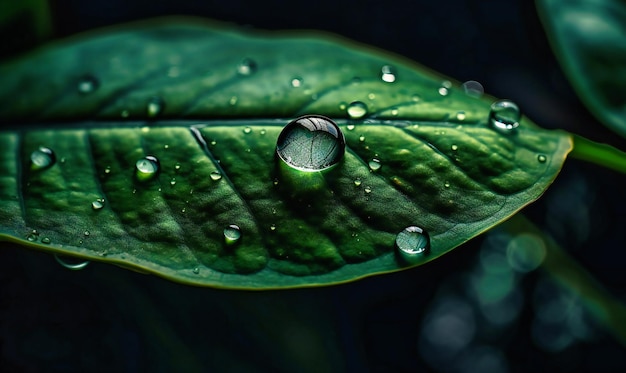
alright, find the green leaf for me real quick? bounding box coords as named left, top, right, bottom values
left=0, top=17, right=572, bottom=289
left=536, top=0, right=626, bottom=138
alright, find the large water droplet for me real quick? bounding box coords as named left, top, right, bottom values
left=396, top=226, right=430, bottom=262
left=489, top=100, right=521, bottom=132
left=381, top=65, right=396, bottom=83
left=77, top=75, right=98, bottom=94
left=55, top=254, right=90, bottom=271
left=92, top=198, right=105, bottom=210
left=462, top=80, right=484, bottom=97
left=537, top=154, right=547, bottom=163
left=210, top=171, right=222, bottom=181
left=237, top=58, right=257, bottom=75
left=368, top=158, right=381, bottom=171
left=276, top=115, right=345, bottom=172
left=347, top=101, right=368, bottom=119
left=291, top=77, right=303, bottom=87
left=135, top=156, right=160, bottom=182
left=30, top=147, right=56, bottom=170
left=223, top=224, right=241, bottom=244
left=146, top=97, right=165, bottom=118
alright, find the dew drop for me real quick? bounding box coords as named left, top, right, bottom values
left=223, top=224, right=241, bottom=244
left=367, top=93, right=376, bottom=100
left=270, top=224, right=276, bottom=231
left=41, top=237, right=51, bottom=244
left=210, top=171, right=222, bottom=181
left=339, top=102, right=347, bottom=111
left=92, top=199, right=104, bottom=210
left=104, top=166, right=111, bottom=174
left=396, top=226, right=430, bottom=261
left=537, top=154, right=547, bottom=163
left=243, top=126, right=252, bottom=134
left=359, top=135, right=366, bottom=142
left=135, top=155, right=160, bottom=182
left=30, top=147, right=56, bottom=170
left=26, top=233, right=37, bottom=242
left=411, top=94, right=421, bottom=102
left=121, top=110, right=130, bottom=118
left=192, top=267, right=200, bottom=274
left=456, top=111, right=466, bottom=121
left=237, top=58, right=257, bottom=75
left=444, top=181, right=451, bottom=188
left=462, top=80, right=484, bottom=97
left=275, top=115, right=345, bottom=172
left=438, top=87, right=449, bottom=96
left=346, top=124, right=355, bottom=131
left=451, top=144, right=458, bottom=151
left=146, top=97, right=165, bottom=118
left=364, top=186, right=372, bottom=194
left=175, top=163, right=181, bottom=171
left=354, top=178, right=362, bottom=187
left=347, top=101, right=368, bottom=119
left=84, top=230, right=90, bottom=237
left=55, top=254, right=90, bottom=271
left=291, top=77, right=303, bottom=87
left=170, top=178, right=176, bottom=186
left=489, top=100, right=521, bottom=133
left=77, top=75, right=98, bottom=94
left=381, top=65, right=397, bottom=83
left=368, top=158, right=381, bottom=171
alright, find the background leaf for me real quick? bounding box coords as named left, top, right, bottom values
left=0, top=18, right=571, bottom=288
left=537, top=0, right=626, bottom=138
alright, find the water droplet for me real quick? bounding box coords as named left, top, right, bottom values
left=146, top=97, right=165, bottom=118
left=391, top=109, right=399, bottom=116
left=462, top=80, right=484, bottom=97
left=104, top=166, right=111, bottom=174
left=381, top=65, right=396, bottom=83
left=260, top=129, right=267, bottom=135
left=30, top=147, right=56, bottom=170
left=41, top=237, right=51, bottom=244
left=368, top=158, right=381, bottom=171
left=223, top=224, right=241, bottom=244
left=175, top=163, right=181, bottom=171
left=229, top=96, right=238, bottom=106
left=438, top=87, right=449, bottom=96
left=26, top=233, right=37, bottom=242
left=339, top=102, right=347, bottom=111
left=92, top=199, right=104, bottom=210
left=347, top=101, right=368, bottom=119
left=364, top=186, right=372, bottom=193
left=411, top=94, right=421, bottom=102
left=451, top=144, right=458, bottom=151
left=237, top=58, right=257, bottom=75
left=367, top=93, right=376, bottom=100
left=396, top=226, right=430, bottom=261
left=135, top=155, right=160, bottom=182
left=54, top=254, right=90, bottom=271
left=77, top=75, right=98, bottom=94
left=275, top=115, right=345, bottom=172
left=291, top=77, right=302, bottom=87
left=354, top=178, right=362, bottom=186
left=192, top=267, right=200, bottom=274
left=456, top=111, right=466, bottom=121
left=359, top=135, right=366, bottom=142
left=537, top=154, right=547, bottom=163
left=270, top=224, right=276, bottom=231
left=181, top=207, right=186, bottom=213
left=84, top=230, right=90, bottom=237
left=120, top=110, right=130, bottom=118
left=346, top=124, right=355, bottom=131
left=444, top=181, right=451, bottom=188
left=210, top=171, right=222, bottom=181
left=243, top=127, right=252, bottom=134
left=489, top=100, right=521, bottom=132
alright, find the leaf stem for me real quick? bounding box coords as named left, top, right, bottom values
left=502, top=214, right=626, bottom=347
left=570, top=134, right=626, bottom=174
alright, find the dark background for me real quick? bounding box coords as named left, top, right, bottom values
left=1, top=0, right=626, bottom=371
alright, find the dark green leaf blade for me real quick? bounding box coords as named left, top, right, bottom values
left=0, top=18, right=572, bottom=288
left=537, top=0, right=626, bottom=138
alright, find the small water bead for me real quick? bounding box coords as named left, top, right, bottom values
left=77, top=75, right=99, bottom=94
left=192, top=267, right=200, bottom=274
left=223, top=224, right=241, bottom=244
left=175, top=163, right=181, bottom=171
left=462, top=80, right=484, bottom=97
left=347, top=101, right=368, bottom=119
left=381, top=65, right=397, bottom=83
left=364, top=186, right=372, bottom=193
left=270, top=224, right=276, bottom=231
left=260, top=129, right=267, bottom=135
left=84, top=230, right=90, bottom=237
left=451, top=144, right=458, bottom=151
left=456, top=111, right=466, bottom=121
left=395, top=226, right=430, bottom=262
left=104, top=166, right=112, bottom=174
left=354, top=178, right=362, bottom=187
left=441, top=80, right=452, bottom=89
left=444, top=181, right=451, bottom=188
left=276, top=115, right=345, bottom=172
left=368, top=158, right=382, bottom=171
left=170, top=178, right=176, bottom=186
left=54, top=254, right=90, bottom=271
left=411, top=94, right=421, bottom=102
left=121, top=110, right=130, bottom=118
left=438, top=87, right=449, bottom=96
left=41, top=237, right=51, bottom=244
left=135, top=155, right=160, bottom=182
left=339, top=102, right=347, bottom=111
left=359, top=135, right=366, bottom=142
left=291, top=77, right=303, bottom=87
left=146, top=97, right=165, bottom=118
left=30, top=147, right=56, bottom=170
left=489, top=100, right=521, bottom=132
left=243, top=127, right=252, bottom=134
left=92, top=199, right=104, bottom=210
left=26, top=233, right=37, bottom=242
left=367, top=93, right=376, bottom=100
left=537, top=154, right=547, bottom=163
left=210, top=171, right=222, bottom=181
left=237, top=58, right=257, bottom=75
left=229, top=96, right=238, bottom=106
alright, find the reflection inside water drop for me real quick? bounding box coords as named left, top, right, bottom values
left=381, top=65, right=396, bottom=83
left=347, top=101, right=368, bottom=119
left=276, top=115, right=345, bottom=172
left=396, top=226, right=430, bottom=262
left=55, top=254, right=90, bottom=271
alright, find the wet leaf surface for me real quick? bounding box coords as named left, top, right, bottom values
left=0, top=18, right=572, bottom=288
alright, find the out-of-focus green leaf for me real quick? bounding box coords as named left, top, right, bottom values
left=0, top=17, right=572, bottom=288
left=537, top=0, right=626, bottom=138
